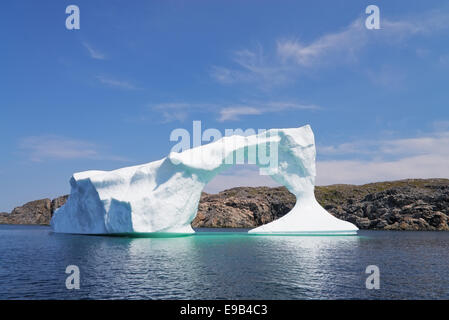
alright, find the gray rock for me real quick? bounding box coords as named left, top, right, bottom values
left=0, top=195, right=69, bottom=225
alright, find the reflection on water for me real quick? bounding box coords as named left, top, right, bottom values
left=0, top=225, right=448, bottom=299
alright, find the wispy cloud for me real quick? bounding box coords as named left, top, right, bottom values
left=218, top=102, right=320, bottom=122
left=96, top=75, right=139, bottom=90
left=82, top=42, right=106, bottom=60
left=146, top=101, right=320, bottom=123
left=148, top=103, right=214, bottom=123
left=19, top=135, right=128, bottom=162
left=218, top=106, right=262, bottom=122
left=319, top=131, right=449, bottom=158
left=278, top=9, right=449, bottom=67
left=276, top=19, right=366, bottom=67
left=316, top=154, right=449, bottom=186
left=210, top=49, right=293, bottom=88
left=212, top=6, right=449, bottom=87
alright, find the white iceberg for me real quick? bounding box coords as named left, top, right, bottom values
left=51, top=125, right=358, bottom=235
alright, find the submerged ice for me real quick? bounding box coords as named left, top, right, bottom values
left=51, top=125, right=358, bottom=235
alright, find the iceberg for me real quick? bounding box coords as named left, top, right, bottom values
left=51, top=125, right=358, bottom=235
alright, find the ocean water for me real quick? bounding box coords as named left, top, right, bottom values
left=0, top=225, right=448, bottom=300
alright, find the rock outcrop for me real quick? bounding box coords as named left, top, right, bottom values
left=0, top=196, right=68, bottom=225
left=1, top=179, right=448, bottom=231
left=193, top=179, right=449, bottom=231
left=193, top=187, right=296, bottom=228
left=317, top=179, right=449, bottom=231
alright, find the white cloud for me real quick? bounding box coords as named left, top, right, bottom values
left=147, top=101, right=320, bottom=123
left=319, top=142, right=369, bottom=156
left=19, top=135, right=128, bottom=162
left=316, top=130, right=449, bottom=185
left=218, top=102, right=320, bottom=122
left=83, top=42, right=106, bottom=60
left=381, top=133, right=449, bottom=156
left=319, top=131, right=449, bottom=157
left=96, top=75, right=139, bottom=90
left=210, top=50, right=292, bottom=87
left=316, top=154, right=449, bottom=186
left=218, top=106, right=262, bottom=122
left=277, top=19, right=366, bottom=67
left=212, top=6, right=449, bottom=87
left=278, top=8, right=449, bottom=67
left=148, top=102, right=214, bottom=123
left=151, top=103, right=191, bottom=123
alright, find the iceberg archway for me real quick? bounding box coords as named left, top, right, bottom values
left=51, top=125, right=358, bottom=235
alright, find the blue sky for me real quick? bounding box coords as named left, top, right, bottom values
left=1, top=0, right=449, bottom=211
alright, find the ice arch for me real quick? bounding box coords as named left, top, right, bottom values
left=51, top=125, right=358, bottom=235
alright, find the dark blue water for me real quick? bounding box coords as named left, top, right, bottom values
left=0, top=225, right=448, bottom=299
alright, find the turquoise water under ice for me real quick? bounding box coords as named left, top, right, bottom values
left=0, top=225, right=448, bottom=299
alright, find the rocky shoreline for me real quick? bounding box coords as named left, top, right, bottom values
left=1, top=179, right=448, bottom=231
left=0, top=196, right=68, bottom=226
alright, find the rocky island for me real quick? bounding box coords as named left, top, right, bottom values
left=1, top=179, right=448, bottom=231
